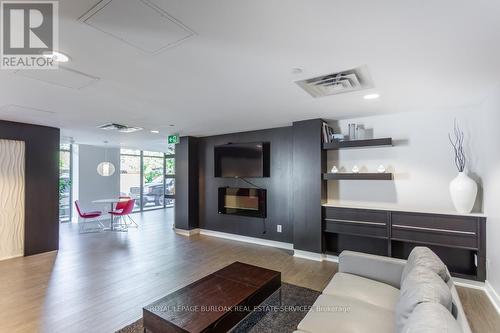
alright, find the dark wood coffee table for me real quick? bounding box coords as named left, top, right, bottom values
left=143, top=262, right=281, bottom=333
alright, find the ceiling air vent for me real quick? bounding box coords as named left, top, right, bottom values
left=295, top=65, right=374, bottom=98
left=98, top=123, right=143, bottom=133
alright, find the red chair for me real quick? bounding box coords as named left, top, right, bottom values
left=115, top=196, right=131, bottom=211
left=109, top=199, right=138, bottom=230
left=75, top=200, right=104, bottom=233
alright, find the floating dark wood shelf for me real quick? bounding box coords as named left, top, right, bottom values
left=322, top=138, right=393, bottom=150
left=323, top=173, right=393, bottom=180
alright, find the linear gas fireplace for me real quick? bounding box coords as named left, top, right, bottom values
left=218, top=187, right=267, bottom=218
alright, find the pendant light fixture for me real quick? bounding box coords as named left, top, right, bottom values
left=97, top=141, right=116, bottom=177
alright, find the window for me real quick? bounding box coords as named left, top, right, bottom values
left=165, top=157, right=175, bottom=175
left=143, top=151, right=165, bottom=210
left=59, top=144, right=72, bottom=222
left=120, top=145, right=175, bottom=211
left=120, top=150, right=141, bottom=212
left=165, top=148, right=175, bottom=207
left=121, top=149, right=141, bottom=155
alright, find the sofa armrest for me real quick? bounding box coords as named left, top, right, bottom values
left=338, top=250, right=407, bottom=289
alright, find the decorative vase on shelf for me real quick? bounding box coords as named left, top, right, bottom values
left=448, top=120, right=477, bottom=214
left=449, top=172, right=477, bottom=214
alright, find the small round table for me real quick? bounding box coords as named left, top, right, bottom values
left=92, top=198, right=129, bottom=231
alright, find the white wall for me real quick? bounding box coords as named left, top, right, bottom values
left=328, top=93, right=500, bottom=302
left=328, top=105, right=487, bottom=213
left=479, top=88, right=500, bottom=305
left=78, top=144, right=120, bottom=212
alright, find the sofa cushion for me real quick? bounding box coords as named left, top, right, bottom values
left=396, top=266, right=452, bottom=332
left=323, top=272, right=400, bottom=311
left=402, top=302, right=462, bottom=333
left=401, top=247, right=451, bottom=284
left=298, top=294, right=395, bottom=333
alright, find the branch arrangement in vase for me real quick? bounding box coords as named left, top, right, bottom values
left=448, top=120, right=477, bottom=214
left=448, top=120, right=466, bottom=172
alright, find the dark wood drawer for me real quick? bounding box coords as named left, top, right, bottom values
left=391, top=225, right=478, bottom=250
left=323, top=207, right=388, bottom=224
left=391, top=212, right=477, bottom=233
left=322, top=205, right=486, bottom=282
left=324, top=219, right=387, bottom=239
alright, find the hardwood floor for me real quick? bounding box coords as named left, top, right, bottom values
left=457, top=286, right=500, bottom=333
left=0, top=209, right=335, bottom=333
left=0, top=208, right=498, bottom=332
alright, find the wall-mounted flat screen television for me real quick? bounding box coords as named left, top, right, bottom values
left=214, top=142, right=270, bottom=178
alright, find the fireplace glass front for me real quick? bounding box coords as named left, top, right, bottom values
left=218, top=187, right=266, bottom=218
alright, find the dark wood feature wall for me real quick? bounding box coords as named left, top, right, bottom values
left=175, top=118, right=487, bottom=282
left=0, top=120, right=60, bottom=256
left=198, top=126, right=294, bottom=243
left=292, top=119, right=326, bottom=253
left=323, top=206, right=486, bottom=281
left=175, top=136, right=199, bottom=230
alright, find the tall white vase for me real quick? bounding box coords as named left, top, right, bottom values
left=449, top=172, right=478, bottom=214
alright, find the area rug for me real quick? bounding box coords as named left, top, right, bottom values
left=116, top=283, right=320, bottom=333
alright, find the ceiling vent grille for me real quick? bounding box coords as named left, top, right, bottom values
left=295, top=65, right=374, bottom=98
left=98, top=123, right=143, bottom=133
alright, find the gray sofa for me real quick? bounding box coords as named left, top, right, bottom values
left=295, top=249, right=472, bottom=333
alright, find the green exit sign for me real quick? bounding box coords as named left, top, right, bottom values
left=168, top=134, right=180, bottom=144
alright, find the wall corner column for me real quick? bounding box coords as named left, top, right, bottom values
left=175, top=136, right=199, bottom=230
left=292, top=119, right=326, bottom=253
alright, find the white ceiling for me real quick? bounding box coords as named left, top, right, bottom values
left=1, top=0, right=499, bottom=152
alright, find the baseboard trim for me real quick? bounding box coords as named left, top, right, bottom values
left=198, top=229, right=294, bottom=250
left=174, top=228, right=200, bottom=237
left=292, top=251, right=339, bottom=263
left=324, top=254, right=339, bottom=263
left=293, top=250, right=324, bottom=262
left=452, top=277, right=485, bottom=290
left=485, top=280, right=500, bottom=315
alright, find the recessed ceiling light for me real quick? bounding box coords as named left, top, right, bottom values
left=363, top=93, right=380, bottom=100
left=151, top=130, right=160, bottom=134
left=42, top=51, right=70, bottom=63
left=291, top=68, right=303, bottom=74
left=169, top=124, right=175, bottom=127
